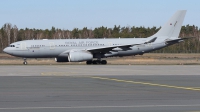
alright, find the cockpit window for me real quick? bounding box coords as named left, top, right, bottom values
left=9, top=45, right=15, bottom=47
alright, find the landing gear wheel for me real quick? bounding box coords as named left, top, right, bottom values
left=23, top=58, right=27, bottom=65
left=92, top=60, right=97, bottom=64
left=86, top=60, right=92, bottom=65
left=23, top=61, right=28, bottom=65
left=86, top=60, right=107, bottom=65
left=101, top=60, right=107, bottom=65
left=96, top=60, right=101, bottom=64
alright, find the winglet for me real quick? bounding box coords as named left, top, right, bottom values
left=144, top=37, right=157, bottom=44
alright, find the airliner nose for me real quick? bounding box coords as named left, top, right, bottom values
left=3, top=47, right=12, bottom=54
left=3, top=48, right=7, bottom=53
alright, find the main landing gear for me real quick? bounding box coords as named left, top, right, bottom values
left=86, top=60, right=107, bottom=65
left=23, top=58, right=28, bottom=65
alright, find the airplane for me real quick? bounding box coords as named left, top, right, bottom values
left=3, top=10, right=188, bottom=65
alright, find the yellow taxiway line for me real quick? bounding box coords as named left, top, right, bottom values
left=40, top=72, right=200, bottom=91
left=89, top=76, right=200, bottom=91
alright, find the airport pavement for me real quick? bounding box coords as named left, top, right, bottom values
left=0, top=65, right=200, bottom=76
left=0, top=65, right=200, bottom=112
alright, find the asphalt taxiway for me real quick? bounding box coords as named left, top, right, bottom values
left=0, top=65, right=200, bottom=112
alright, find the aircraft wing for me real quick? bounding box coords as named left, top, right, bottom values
left=58, top=43, right=143, bottom=57
left=87, top=37, right=157, bottom=53
left=86, top=43, right=140, bottom=53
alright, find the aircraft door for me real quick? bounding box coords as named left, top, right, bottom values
left=49, top=42, right=55, bottom=50
left=21, top=42, right=26, bottom=50
left=147, top=43, right=154, bottom=50
left=108, top=42, right=112, bottom=46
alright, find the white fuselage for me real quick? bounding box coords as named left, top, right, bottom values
left=3, top=38, right=166, bottom=58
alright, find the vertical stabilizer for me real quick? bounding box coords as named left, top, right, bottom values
left=152, top=10, right=186, bottom=38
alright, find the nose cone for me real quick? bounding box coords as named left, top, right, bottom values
left=3, top=48, right=7, bottom=53
left=3, top=47, right=12, bottom=55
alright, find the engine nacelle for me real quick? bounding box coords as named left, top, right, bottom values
left=68, top=51, right=93, bottom=62
left=55, top=57, right=69, bottom=62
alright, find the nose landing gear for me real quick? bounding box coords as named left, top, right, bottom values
left=23, top=58, right=28, bottom=65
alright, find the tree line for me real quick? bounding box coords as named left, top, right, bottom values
left=0, top=23, right=199, bottom=53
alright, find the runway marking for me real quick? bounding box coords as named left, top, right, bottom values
left=1, top=104, right=200, bottom=110
left=40, top=73, right=200, bottom=91
left=41, top=72, right=80, bottom=76
left=90, top=76, right=200, bottom=91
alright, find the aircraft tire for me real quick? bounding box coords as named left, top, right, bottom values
left=92, top=60, right=97, bottom=64
left=23, top=61, right=28, bottom=65
left=96, top=60, right=101, bottom=64
left=101, top=60, right=107, bottom=65
left=86, top=60, right=92, bottom=65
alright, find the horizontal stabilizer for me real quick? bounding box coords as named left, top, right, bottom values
left=165, top=37, right=194, bottom=44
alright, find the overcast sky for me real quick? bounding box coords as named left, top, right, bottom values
left=0, top=0, right=199, bottom=30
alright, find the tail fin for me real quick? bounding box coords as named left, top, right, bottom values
left=152, top=10, right=186, bottom=38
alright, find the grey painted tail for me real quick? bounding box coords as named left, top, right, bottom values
left=152, top=10, right=186, bottom=38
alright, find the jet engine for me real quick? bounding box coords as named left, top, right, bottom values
left=68, top=51, right=93, bottom=62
